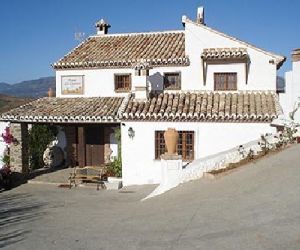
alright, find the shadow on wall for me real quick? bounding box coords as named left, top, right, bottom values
left=0, top=192, right=47, bottom=248
left=149, top=72, right=164, bottom=92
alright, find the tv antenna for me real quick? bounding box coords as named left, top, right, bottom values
left=74, top=30, right=85, bottom=42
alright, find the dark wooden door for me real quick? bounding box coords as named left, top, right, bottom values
left=85, top=126, right=104, bottom=166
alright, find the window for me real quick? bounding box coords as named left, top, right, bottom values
left=155, top=131, right=194, bottom=160
left=114, top=74, right=131, bottom=92
left=164, top=72, right=181, bottom=90
left=214, top=72, right=237, bottom=91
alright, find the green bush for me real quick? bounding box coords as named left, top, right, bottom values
left=108, top=157, right=122, bottom=177
left=1, top=154, right=10, bottom=167
left=28, top=125, right=57, bottom=170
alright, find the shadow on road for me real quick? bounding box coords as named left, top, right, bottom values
left=0, top=193, right=47, bottom=248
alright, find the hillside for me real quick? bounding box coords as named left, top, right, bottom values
left=0, top=76, right=55, bottom=98
left=0, top=94, right=32, bottom=114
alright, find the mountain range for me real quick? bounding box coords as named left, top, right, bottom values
left=0, top=76, right=55, bottom=98
left=0, top=94, right=32, bottom=113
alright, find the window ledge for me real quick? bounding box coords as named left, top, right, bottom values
left=214, top=89, right=238, bottom=91
left=115, top=89, right=131, bottom=93
left=164, top=87, right=181, bottom=91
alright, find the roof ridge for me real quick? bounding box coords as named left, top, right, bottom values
left=89, top=30, right=184, bottom=38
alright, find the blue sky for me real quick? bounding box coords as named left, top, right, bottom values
left=0, top=0, right=299, bottom=83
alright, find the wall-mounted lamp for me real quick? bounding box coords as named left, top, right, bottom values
left=128, top=127, right=135, bottom=139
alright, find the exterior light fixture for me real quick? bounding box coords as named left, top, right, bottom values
left=128, top=127, right=135, bottom=139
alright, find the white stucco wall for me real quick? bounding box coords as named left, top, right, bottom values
left=280, top=61, right=300, bottom=116
left=184, top=21, right=277, bottom=91
left=110, top=127, right=118, bottom=161
left=56, top=66, right=187, bottom=98
left=0, top=122, right=9, bottom=168
left=121, top=121, right=275, bottom=186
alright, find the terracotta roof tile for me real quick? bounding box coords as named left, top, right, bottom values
left=53, top=32, right=189, bottom=69
left=1, top=92, right=282, bottom=124
left=0, top=97, right=124, bottom=123
left=122, top=91, right=281, bottom=122
left=201, top=48, right=248, bottom=60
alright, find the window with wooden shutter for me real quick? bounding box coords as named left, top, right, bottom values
left=163, top=72, right=181, bottom=90
left=114, top=74, right=131, bottom=92
left=155, top=131, right=194, bottom=160
left=214, top=72, right=237, bottom=91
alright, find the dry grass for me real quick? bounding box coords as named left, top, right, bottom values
left=0, top=94, right=33, bottom=114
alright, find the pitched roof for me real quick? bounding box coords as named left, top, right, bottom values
left=0, top=91, right=282, bottom=123
left=0, top=97, right=125, bottom=123
left=53, top=31, right=189, bottom=69
left=201, top=48, right=248, bottom=60
left=122, top=91, right=281, bottom=122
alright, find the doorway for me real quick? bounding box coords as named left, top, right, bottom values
left=85, top=126, right=104, bottom=166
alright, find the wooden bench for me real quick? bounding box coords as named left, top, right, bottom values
left=69, top=166, right=107, bottom=190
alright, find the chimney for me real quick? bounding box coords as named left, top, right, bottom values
left=132, top=61, right=151, bottom=101
left=292, top=49, right=300, bottom=62
left=47, top=88, right=55, bottom=97
left=95, top=19, right=111, bottom=35
left=182, top=15, right=187, bottom=27
left=196, top=6, right=205, bottom=25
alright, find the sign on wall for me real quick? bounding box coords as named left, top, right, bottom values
left=61, top=75, right=84, bottom=95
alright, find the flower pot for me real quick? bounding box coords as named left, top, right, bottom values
left=164, top=128, right=179, bottom=155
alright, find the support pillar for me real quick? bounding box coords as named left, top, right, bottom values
left=160, top=154, right=182, bottom=189
left=10, top=123, right=29, bottom=174
left=77, top=126, right=86, bottom=167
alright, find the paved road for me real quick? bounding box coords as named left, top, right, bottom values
left=1, top=144, right=300, bottom=250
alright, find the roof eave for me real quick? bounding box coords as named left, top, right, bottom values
left=276, top=56, right=286, bottom=70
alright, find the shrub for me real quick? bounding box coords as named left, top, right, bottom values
left=258, top=134, right=273, bottom=155
left=28, top=125, right=57, bottom=170
left=1, top=154, right=10, bottom=167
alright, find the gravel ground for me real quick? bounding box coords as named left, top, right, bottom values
left=1, top=144, right=300, bottom=250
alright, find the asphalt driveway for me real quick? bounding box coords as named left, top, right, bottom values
left=1, top=144, right=300, bottom=250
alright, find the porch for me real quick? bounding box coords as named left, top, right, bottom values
left=62, top=123, right=120, bottom=168
left=0, top=96, right=124, bottom=175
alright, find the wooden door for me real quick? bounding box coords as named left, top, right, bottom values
left=85, top=126, right=104, bottom=166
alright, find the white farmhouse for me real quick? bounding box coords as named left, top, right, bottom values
left=1, top=7, right=285, bottom=185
